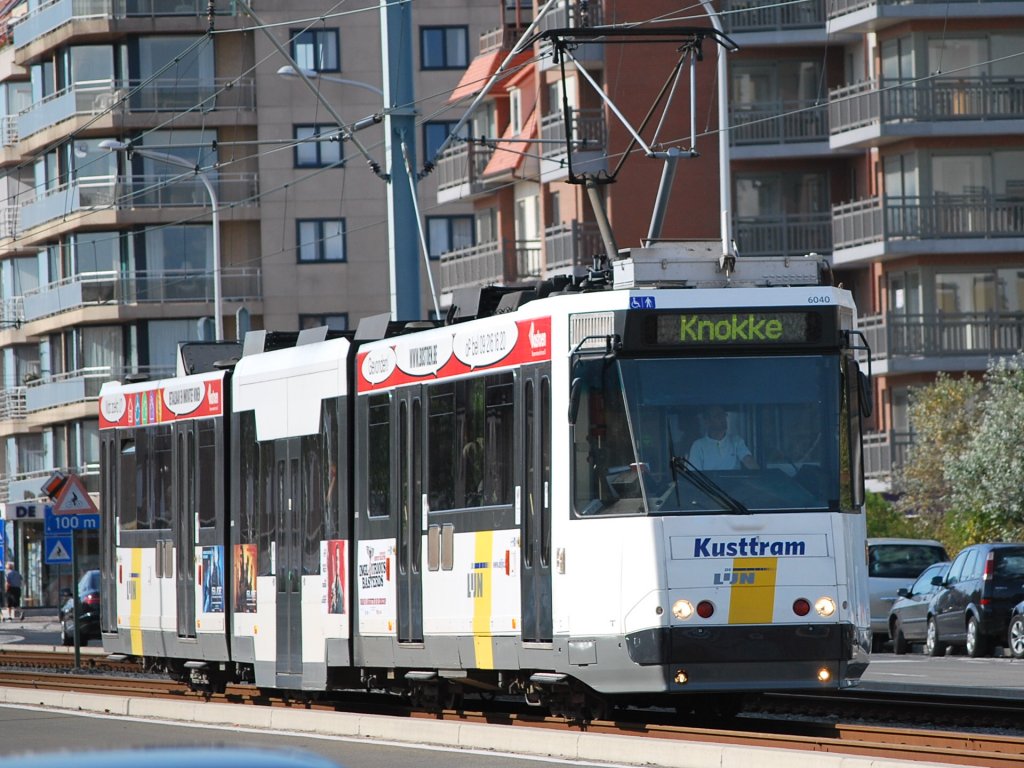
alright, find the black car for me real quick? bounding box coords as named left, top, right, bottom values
left=59, top=569, right=100, bottom=646
left=887, top=561, right=950, bottom=654
left=1009, top=599, right=1024, bottom=660
left=927, top=543, right=1024, bottom=657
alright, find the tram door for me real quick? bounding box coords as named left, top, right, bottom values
left=172, top=423, right=197, bottom=638
left=396, top=391, right=423, bottom=643
left=520, top=367, right=552, bottom=642
left=275, top=438, right=304, bottom=681
left=99, top=434, right=118, bottom=634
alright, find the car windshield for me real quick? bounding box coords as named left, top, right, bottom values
left=78, top=570, right=100, bottom=593
left=571, top=354, right=847, bottom=515
left=869, top=544, right=948, bottom=579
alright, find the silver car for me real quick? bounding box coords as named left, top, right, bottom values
left=868, top=538, right=948, bottom=652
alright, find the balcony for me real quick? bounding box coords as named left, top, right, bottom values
left=0, top=387, right=26, bottom=421
left=1, top=114, right=17, bottom=148
left=14, top=0, right=237, bottom=50
left=435, top=142, right=495, bottom=204
left=544, top=221, right=602, bottom=273
left=25, top=364, right=174, bottom=413
left=730, top=100, right=830, bottom=159
left=863, top=430, right=912, bottom=481
left=720, top=0, right=830, bottom=44
left=830, top=77, right=1024, bottom=149
left=734, top=212, right=832, bottom=259
left=18, top=172, right=258, bottom=235
left=17, top=77, right=255, bottom=142
left=21, top=267, right=262, bottom=322
left=1, top=296, right=24, bottom=327
left=539, top=108, right=606, bottom=182
left=3, top=462, right=100, bottom=505
left=440, top=240, right=504, bottom=294
left=858, top=310, right=1024, bottom=372
left=832, top=194, right=1024, bottom=264
left=515, top=239, right=542, bottom=280
left=828, top=0, right=1024, bottom=35
left=537, top=2, right=603, bottom=71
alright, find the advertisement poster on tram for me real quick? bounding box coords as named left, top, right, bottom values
left=233, top=543, right=257, bottom=613
left=202, top=545, right=225, bottom=613
left=357, top=540, right=394, bottom=631
left=322, top=539, right=346, bottom=615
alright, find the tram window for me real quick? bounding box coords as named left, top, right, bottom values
left=119, top=439, right=137, bottom=530
left=151, top=426, right=173, bottom=529
left=321, top=398, right=343, bottom=539
left=302, top=431, right=323, bottom=574
left=367, top=394, right=391, bottom=517
left=239, top=412, right=258, bottom=544
left=258, top=440, right=276, bottom=575
left=197, top=420, right=217, bottom=528
left=426, top=372, right=513, bottom=512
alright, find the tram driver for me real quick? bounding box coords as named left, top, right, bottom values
left=688, top=405, right=758, bottom=471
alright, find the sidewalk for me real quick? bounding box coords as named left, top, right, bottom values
left=0, top=607, right=61, bottom=629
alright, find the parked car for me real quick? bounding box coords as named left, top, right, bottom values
left=58, top=569, right=100, bottom=646
left=868, top=538, right=949, bottom=651
left=887, top=561, right=950, bottom=654
left=1009, top=599, right=1024, bottom=660
left=927, top=543, right=1024, bottom=657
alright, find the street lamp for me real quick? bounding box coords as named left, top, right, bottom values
left=99, top=139, right=224, bottom=342
left=276, top=65, right=385, bottom=98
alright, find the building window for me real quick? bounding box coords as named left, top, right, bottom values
left=426, top=216, right=474, bottom=260
left=294, top=125, right=343, bottom=168
left=297, top=219, right=346, bottom=262
left=423, top=120, right=465, bottom=160
left=300, top=314, right=349, bottom=331
left=420, top=26, right=468, bottom=70
left=292, top=28, right=340, bottom=72
left=509, top=88, right=522, bottom=134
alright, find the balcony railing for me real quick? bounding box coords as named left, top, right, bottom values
left=0, top=387, right=26, bottom=421
left=25, top=364, right=174, bottom=413
left=730, top=100, right=828, bottom=145
left=435, top=142, right=495, bottom=196
left=440, top=239, right=503, bottom=293
left=515, top=239, right=542, bottom=280
left=828, top=0, right=1019, bottom=20
left=14, top=0, right=238, bottom=49
left=830, top=77, right=1024, bottom=135
left=544, top=221, right=602, bottom=273
left=863, top=430, right=913, bottom=479
left=734, top=212, right=832, bottom=258
left=17, top=77, right=255, bottom=140
left=540, top=108, right=606, bottom=157
left=1, top=296, right=23, bottom=326
left=537, top=1, right=602, bottom=33
left=720, top=0, right=825, bottom=32
left=1, top=114, right=17, bottom=147
left=21, top=267, right=262, bottom=321
left=858, top=311, right=1024, bottom=362
left=2, top=462, right=101, bottom=505
left=833, top=195, right=1024, bottom=250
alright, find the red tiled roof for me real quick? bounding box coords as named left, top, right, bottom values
left=449, top=50, right=534, bottom=103
left=483, top=108, right=537, bottom=177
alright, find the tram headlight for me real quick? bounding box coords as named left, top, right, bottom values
left=815, top=596, right=836, bottom=617
left=672, top=599, right=694, bottom=620
left=817, top=667, right=832, bottom=683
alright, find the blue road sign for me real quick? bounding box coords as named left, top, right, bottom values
left=45, top=534, right=73, bottom=564
left=45, top=510, right=100, bottom=534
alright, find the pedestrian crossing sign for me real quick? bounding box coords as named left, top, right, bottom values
left=45, top=535, right=72, bottom=564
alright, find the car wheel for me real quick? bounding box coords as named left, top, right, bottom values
left=892, top=620, right=909, bottom=655
left=966, top=616, right=989, bottom=658
left=925, top=617, right=945, bottom=657
left=1008, top=615, right=1024, bottom=660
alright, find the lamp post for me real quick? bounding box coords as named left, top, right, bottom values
left=99, top=139, right=223, bottom=342
left=277, top=63, right=421, bottom=321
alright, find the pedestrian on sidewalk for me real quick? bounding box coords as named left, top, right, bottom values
left=4, top=561, right=22, bottom=621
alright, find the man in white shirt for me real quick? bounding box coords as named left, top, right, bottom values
left=688, top=406, right=758, bottom=470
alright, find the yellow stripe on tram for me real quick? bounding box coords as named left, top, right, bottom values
left=472, top=530, right=495, bottom=669
left=129, top=547, right=143, bottom=655
left=728, top=557, right=777, bottom=624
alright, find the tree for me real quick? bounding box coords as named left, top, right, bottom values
left=945, top=356, right=1024, bottom=547
left=866, top=491, right=917, bottom=538
left=894, top=372, right=980, bottom=543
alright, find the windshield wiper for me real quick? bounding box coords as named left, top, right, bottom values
left=669, top=455, right=750, bottom=515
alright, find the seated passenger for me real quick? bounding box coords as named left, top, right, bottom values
left=688, top=405, right=758, bottom=471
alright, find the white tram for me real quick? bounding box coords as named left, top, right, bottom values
left=98, top=243, right=870, bottom=717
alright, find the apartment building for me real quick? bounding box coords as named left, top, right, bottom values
left=0, top=0, right=496, bottom=605
left=436, top=0, right=1024, bottom=488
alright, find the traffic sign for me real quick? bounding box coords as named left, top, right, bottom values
left=45, top=510, right=100, bottom=534
left=45, top=535, right=73, bottom=564
left=53, top=475, right=98, bottom=515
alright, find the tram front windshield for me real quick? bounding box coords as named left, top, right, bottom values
left=572, top=354, right=847, bottom=515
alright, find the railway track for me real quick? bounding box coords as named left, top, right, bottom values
left=1, top=648, right=1022, bottom=767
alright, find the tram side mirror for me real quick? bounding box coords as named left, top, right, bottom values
left=569, top=377, right=582, bottom=425
left=858, top=369, right=873, bottom=418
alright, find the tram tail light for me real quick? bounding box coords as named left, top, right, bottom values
left=696, top=600, right=715, bottom=619
left=793, top=598, right=811, bottom=616
left=674, top=669, right=689, bottom=685
left=817, top=668, right=831, bottom=683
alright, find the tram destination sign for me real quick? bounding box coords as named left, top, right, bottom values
left=630, top=307, right=836, bottom=350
